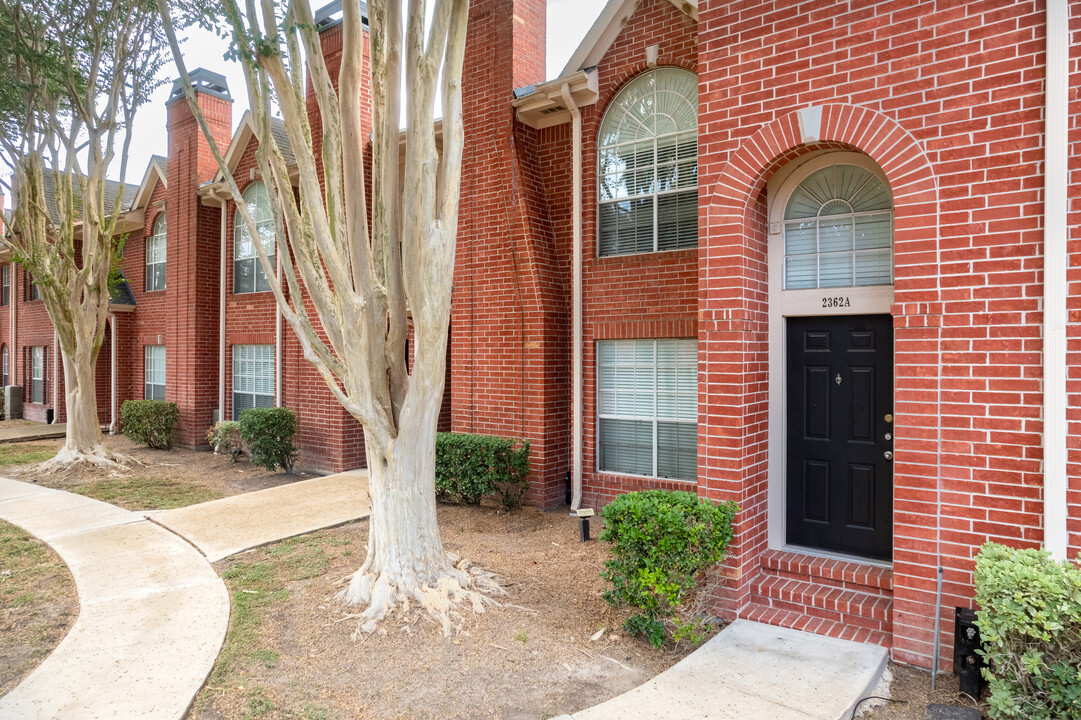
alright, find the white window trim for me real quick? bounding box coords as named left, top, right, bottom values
left=144, top=345, right=165, bottom=400
left=30, top=345, right=44, bottom=404
left=232, top=344, right=275, bottom=420
left=765, top=151, right=895, bottom=554
left=597, top=68, right=698, bottom=258
left=146, top=214, right=166, bottom=292
left=595, top=338, right=698, bottom=481
left=233, top=183, right=276, bottom=295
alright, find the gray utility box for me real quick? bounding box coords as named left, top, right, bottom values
left=4, top=385, right=22, bottom=420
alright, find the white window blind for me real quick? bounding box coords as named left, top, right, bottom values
left=233, top=183, right=276, bottom=294
left=232, top=344, right=275, bottom=419
left=146, top=214, right=166, bottom=291
left=1, top=345, right=8, bottom=387
left=144, top=345, right=165, bottom=400
left=598, top=68, right=698, bottom=257
left=597, top=338, right=697, bottom=480
left=30, top=346, right=44, bottom=404
left=783, top=164, right=893, bottom=289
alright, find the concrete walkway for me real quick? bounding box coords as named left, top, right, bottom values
left=556, top=620, right=887, bottom=720
left=0, top=476, right=229, bottom=720
left=0, top=421, right=66, bottom=444
left=145, top=470, right=370, bottom=561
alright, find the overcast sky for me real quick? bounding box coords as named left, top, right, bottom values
left=117, top=0, right=608, bottom=185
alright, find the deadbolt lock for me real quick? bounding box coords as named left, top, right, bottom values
left=884, top=413, right=893, bottom=423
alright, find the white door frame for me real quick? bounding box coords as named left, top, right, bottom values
left=765, top=151, right=895, bottom=554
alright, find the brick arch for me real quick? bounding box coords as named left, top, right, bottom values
left=697, top=104, right=947, bottom=666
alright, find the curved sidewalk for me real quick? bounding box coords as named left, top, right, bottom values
left=0, top=477, right=229, bottom=720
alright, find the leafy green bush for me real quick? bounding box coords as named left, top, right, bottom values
left=435, top=432, right=530, bottom=507
left=120, top=400, right=179, bottom=450
left=974, top=542, right=1081, bottom=720
left=238, top=407, right=298, bottom=473
left=599, top=490, right=737, bottom=648
left=207, top=420, right=244, bottom=461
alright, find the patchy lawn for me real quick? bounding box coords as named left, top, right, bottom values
left=188, top=503, right=696, bottom=720
left=0, top=520, right=77, bottom=696
left=3, top=434, right=307, bottom=509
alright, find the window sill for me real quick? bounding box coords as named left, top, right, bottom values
left=595, top=469, right=697, bottom=484
left=595, top=246, right=698, bottom=261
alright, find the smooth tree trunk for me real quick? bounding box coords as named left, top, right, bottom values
left=38, top=339, right=127, bottom=471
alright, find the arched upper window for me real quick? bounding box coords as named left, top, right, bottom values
left=146, top=213, right=166, bottom=292
left=233, top=182, right=276, bottom=294
left=598, top=68, right=698, bottom=257
left=783, top=163, right=893, bottom=289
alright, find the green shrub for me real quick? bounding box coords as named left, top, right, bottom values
left=974, top=542, right=1081, bottom=720
left=238, top=407, right=298, bottom=473
left=435, top=432, right=530, bottom=507
left=207, top=420, right=244, bottom=461
left=599, top=490, right=737, bottom=648
left=120, top=400, right=179, bottom=450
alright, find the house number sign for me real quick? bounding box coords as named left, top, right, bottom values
left=821, top=296, right=851, bottom=308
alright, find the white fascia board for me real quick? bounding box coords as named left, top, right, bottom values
left=130, top=159, right=166, bottom=212
left=513, top=70, right=599, bottom=129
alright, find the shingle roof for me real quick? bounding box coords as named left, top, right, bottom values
left=108, top=269, right=137, bottom=307
left=39, top=169, right=139, bottom=226
left=269, top=117, right=296, bottom=166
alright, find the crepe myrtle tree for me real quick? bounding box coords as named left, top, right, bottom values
left=159, top=0, right=494, bottom=632
left=0, top=0, right=166, bottom=470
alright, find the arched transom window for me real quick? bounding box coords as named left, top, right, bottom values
left=233, top=182, right=276, bottom=294
left=598, top=68, right=697, bottom=257
left=783, top=164, right=893, bottom=289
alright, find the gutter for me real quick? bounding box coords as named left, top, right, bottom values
left=560, top=83, right=585, bottom=512
left=1043, top=0, right=1068, bottom=560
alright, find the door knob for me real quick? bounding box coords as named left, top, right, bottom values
left=883, top=450, right=893, bottom=461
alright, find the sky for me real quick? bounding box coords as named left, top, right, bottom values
left=117, top=0, right=609, bottom=185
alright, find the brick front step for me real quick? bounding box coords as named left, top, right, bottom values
left=760, top=549, right=893, bottom=593
left=742, top=603, right=892, bottom=649
left=746, top=549, right=894, bottom=647
left=750, top=575, right=892, bottom=623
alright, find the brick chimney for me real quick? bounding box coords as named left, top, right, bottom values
left=166, top=68, right=233, bottom=446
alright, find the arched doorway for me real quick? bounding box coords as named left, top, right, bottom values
left=766, top=151, right=895, bottom=561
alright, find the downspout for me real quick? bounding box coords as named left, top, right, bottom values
left=109, top=314, right=117, bottom=433
left=9, top=263, right=15, bottom=389
left=275, top=236, right=283, bottom=407
left=1044, top=0, right=1068, bottom=561
left=216, top=190, right=228, bottom=422
left=561, top=83, right=585, bottom=511
left=51, top=329, right=58, bottom=423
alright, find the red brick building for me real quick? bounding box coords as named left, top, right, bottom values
left=3, top=0, right=1078, bottom=671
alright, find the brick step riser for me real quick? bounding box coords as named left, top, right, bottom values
left=742, top=604, right=892, bottom=648
left=759, top=551, right=893, bottom=593
left=751, top=579, right=892, bottom=622
left=759, top=567, right=892, bottom=597
left=750, top=594, right=893, bottom=633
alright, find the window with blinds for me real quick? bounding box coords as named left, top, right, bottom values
left=1, top=265, right=9, bottom=306
left=146, top=214, right=167, bottom=292
left=232, top=344, right=275, bottom=419
left=1, top=345, right=8, bottom=387
left=597, top=338, right=697, bottom=480
left=783, top=164, right=893, bottom=289
left=30, top=346, right=45, bottom=404
left=233, top=182, right=276, bottom=294
left=598, top=68, right=698, bottom=257
left=144, top=345, right=165, bottom=400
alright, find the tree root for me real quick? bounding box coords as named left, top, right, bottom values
left=337, top=553, right=506, bottom=638
left=32, top=443, right=139, bottom=476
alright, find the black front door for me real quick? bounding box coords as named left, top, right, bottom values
left=786, top=314, right=893, bottom=560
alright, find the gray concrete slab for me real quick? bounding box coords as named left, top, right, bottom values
left=0, top=421, right=66, bottom=444
left=0, top=478, right=229, bottom=720
left=556, top=620, right=888, bottom=720
left=146, top=470, right=371, bottom=561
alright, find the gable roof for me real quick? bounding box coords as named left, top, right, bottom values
left=560, top=0, right=697, bottom=77
left=214, top=111, right=297, bottom=184
left=130, top=155, right=167, bottom=212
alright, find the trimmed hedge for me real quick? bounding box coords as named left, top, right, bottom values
left=600, top=490, right=738, bottom=648
left=435, top=432, right=530, bottom=508
left=974, top=542, right=1081, bottom=720
left=120, top=400, right=179, bottom=450
left=238, top=407, right=298, bottom=473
